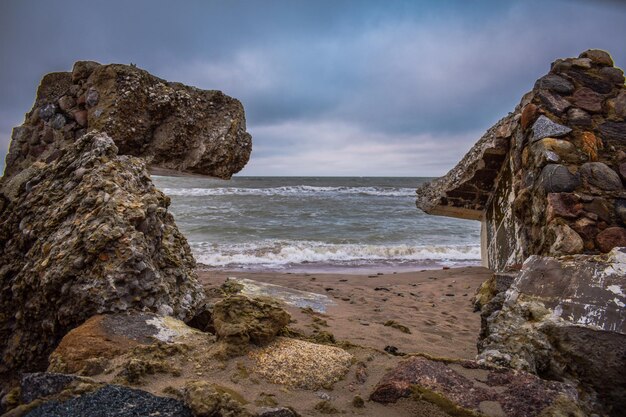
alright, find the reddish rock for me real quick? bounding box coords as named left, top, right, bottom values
left=596, top=227, right=626, bottom=253
left=370, top=357, right=581, bottom=417
left=571, top=87, right=603, bottom=113
left=521, top=103, right=538, bottom=130
left=546, top=193, right=582, bottom=221
left=572, top=217, right=599, bottom=244
left=73, top=109, right=88, bottom=127
left=584, top=197, right=613, bottom=223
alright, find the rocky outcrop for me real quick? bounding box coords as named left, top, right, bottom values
left=369, top=356, right=583, bottom=417
left=416, top=49, right=626, bottom=271
left=478, top=248, right=626, bottom=416
left=0, top=132, right=206, bottom=374
left=3, top=61, right=251, bottom=180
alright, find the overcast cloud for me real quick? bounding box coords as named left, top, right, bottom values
left=1, top=0, right=625, bottom=176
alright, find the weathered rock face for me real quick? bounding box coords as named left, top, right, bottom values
left=478, top=248, right=626, bottom=416
left=3, top=61, right=251, bottom=180
left=369, top=356, right=583, bottom=417
left=0, top=132, right=206, bottom=374
left=416, top=49, right=626, bottom=271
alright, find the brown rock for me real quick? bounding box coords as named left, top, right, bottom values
left=579, top=49, right=614, bottom=67
left=600, top=67, right=626, bottom=86
left=614, top=91, right=626, bottom=119
left=596, top=227, right=626, bottom=253
left=546, top=193, right=582, bottom=221
left=548, top=221, right=584, bottom=255
left=584, top=197, right=613, bottom=223
left=572, top=217, right=599, bottom=245
left=521, top=103, right=538, bottom=130
left=370, top=357, right=582, bottom=417
left=567, top=107, right=592, bottom=127
left=537, top=90, right=570, bottom=115
left=579, top=131, right=602, bottom=162
left=73, top=109, right=88, bottom=127
left=579, top=162, right=623, bottom=192
left=571, top=87, right=603, bottom=113
left=58, top=95, right=76, bottom=112
left=620, top=162, right=626, bottom=181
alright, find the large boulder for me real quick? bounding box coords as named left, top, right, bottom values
left=0, top=132, right=206, bottom=374
left=369, top=356, right=583, bottom=417
left=3, top=61, right=251, bottom=179
left=478, top=248, right=626, bottom=416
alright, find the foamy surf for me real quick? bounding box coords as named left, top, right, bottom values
left=161, top=185, right=416, bottom=198
left=191, top=240, right=481, bottom=270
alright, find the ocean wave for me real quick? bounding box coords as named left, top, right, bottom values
left=191, top=240, right=481, bottom=267
left=161, top=185, right=415, bottom=198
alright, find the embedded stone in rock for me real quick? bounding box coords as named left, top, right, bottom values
left=548, top=221, right=584, bottom=256
left=546, top=193, right=582, bottom=221
left=538, top=164, right=580, bottom=193
left=369, top=356, right=582, bottom=417
left=212, top=295, right=291, bottom=357
left=20, top=372, right=97, bottom=404
left=258, top=407, right=298, bottom=417
left=521, top=103, right=538, bottom=130
left=183, top=381, right=251, bottom=417
left=567, top=108, right=592, bottom=127
left=599, top=121, right=626, bottom=143
left=579, top=49, right=614, bottom=67
left=579, top=162, right=623, bottom=192
left=614, top=91, right=626, bottom=119
left=617, top=200, right=626, bottom=224
left=595, top=227, right=626, bottom=253
left=600, top=67, right=626, bottom=86
left=530, top=138, right=580, bottom=167
left=534, top=74, right=575, bottom=95
left=531, top=115, right=572, bottom=143
left=24, top=384, right=192, bottom=417
left=537, top=90, right=570, bottom=115
left=3, top=61, right=252, bottom=179
left=571, top=87, right=603, bottom=113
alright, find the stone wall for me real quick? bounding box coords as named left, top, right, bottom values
left=417, top=50, right=626, bottom=271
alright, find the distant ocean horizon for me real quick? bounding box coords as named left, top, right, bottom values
left=153, top=176, right=482, bottom=273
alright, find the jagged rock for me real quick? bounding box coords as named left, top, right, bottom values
left=567, top=107, right=592, bottom=127
left=571, top=87, right=603, bottom=113
left=547, top=221, right=584, bottom=255
left=580, top=49, right=614, bottom=67
left=23, top=384, right=192, bottom=417
left=47, top=312, right=210, bottom=377
left=477, top=248, right=626, bottom=416
left=3, top=61, right=251, bottom=179
left=369, top=356, right=583, bottom=417
left=183, top=381, right=251, bottom=417
left=0, top=132, right=205, bottom=374
left=212, top=295, right=291, bottom=357
left=531, top=115, right=572, bottom=143
left=537, top=90, right=570, bottom=115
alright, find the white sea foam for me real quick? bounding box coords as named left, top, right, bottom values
left=191, top=240, right=481, bottom=268
left=162, top=185, right=415, bottom=198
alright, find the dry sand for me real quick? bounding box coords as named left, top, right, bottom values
left=200, top=266, right=491, bottom=360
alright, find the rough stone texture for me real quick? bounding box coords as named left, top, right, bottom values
left=20, top=372, right=96, bottom=404
left=595, top=227, right=626, bottom=253
left=416, top=50, right=626, bottom=271
left=212, top=295, right=291, bottom=357
left=257, top=407, right=298, bottom=417
left=183, top=380, right=251, bottom=417
left=0, top=132, right=207, bottom=375
left=24, top=384, right=192, bottom=417
left=249, top=337, right=353, bottom=390
left=369, top=356, right=583, bottom=417
left=47, top=312, right=208, bottom=376
left=3, top=61, right=251, bottom=179
left=478, top=248, right=626, bottom=416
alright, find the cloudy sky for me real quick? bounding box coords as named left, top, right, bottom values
left=1, top=0, right=625, bottom=176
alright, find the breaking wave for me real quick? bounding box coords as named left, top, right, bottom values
left=161, top=185, right=415, bottom=198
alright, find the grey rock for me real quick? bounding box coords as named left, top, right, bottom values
left=579, top=162, right=623, bottom=191
left=600, top=66, right=626, bottom=85
left=599, top=121, right=626, bottom=143
left=258, top=408, right=298, bottom=417
left=38, top=104, right=56, bottom=121
left=538, top=164, right=580, bottom=193
left=616, top=199, right=626, bottom=224
left=535, top=74, right=574, bottom=95
left=85, top=87, right=99, bottom=107
left=25, top=384, right=192, bottom=417
left=21, top=372, right=92, bottom=404
left=51, top=113, right=66, bottom=130
left=537, top=90, right=570, bottom=115
left=531, top=115, right=572, bottom=143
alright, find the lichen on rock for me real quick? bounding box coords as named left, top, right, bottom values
left=0, top=132, right=206, bottom=374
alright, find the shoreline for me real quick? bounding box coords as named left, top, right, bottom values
left=197, top=266, right=491, bottom=360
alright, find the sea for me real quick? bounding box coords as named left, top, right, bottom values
left=152, top=176, right=482, bottom=273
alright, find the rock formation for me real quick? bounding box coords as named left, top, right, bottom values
left=0, top=132, right=206, bottom=374
left=3, top=60, right=251, bottom=180
left=416, top=49, right=625, bottom=271
left=416, top=50, right=626, bottom=416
